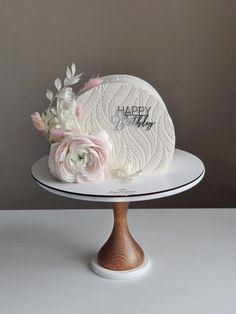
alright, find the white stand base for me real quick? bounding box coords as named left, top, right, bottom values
left=91, top=255, right=151, bottom=280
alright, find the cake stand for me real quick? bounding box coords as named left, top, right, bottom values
left=31, top=149, right=205, bottom=279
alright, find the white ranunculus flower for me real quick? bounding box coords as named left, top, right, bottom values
left=48, top=130, right=112, bottom=183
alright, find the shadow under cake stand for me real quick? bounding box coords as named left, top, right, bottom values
left=31, top=149, right=205, bottom=280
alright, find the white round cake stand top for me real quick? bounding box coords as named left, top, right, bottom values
left=31, top=149, right=205, bottom=203
left=31, top=149, right=204, bottom=280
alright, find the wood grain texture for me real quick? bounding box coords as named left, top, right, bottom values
left=97, top=202, right=144, bottom=271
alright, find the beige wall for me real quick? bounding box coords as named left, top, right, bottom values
left=0, top=0, right=235, bottom=209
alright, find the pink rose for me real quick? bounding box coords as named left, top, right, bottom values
left=83, top=78, right=103, bottom=90
left=48, top=130, right=112, bottom=183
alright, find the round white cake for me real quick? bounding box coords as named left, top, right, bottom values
left=77, top=75, right=175, bottom=177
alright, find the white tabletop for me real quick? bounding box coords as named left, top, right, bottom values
left=0, top=208, right=235, bottom=314
left=31, top=149, right=205, bottom=202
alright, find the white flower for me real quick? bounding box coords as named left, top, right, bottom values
left=57, top=108, right=80, bottom=135
left=41, top=86, right=81, bottom=141
left=35, top=62, right=84, bottom=143
left=55, top=88, right=80, bottom=135
left=57, top=87, right=75, bottom=101
left=42, top=109, right=57, bottom=135
left=48, top=130, right=112, bottom=183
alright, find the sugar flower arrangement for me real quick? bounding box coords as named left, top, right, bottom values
left=31, top=63, right=112, bottom=183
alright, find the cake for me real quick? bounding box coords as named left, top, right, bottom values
left=31, top=64, right=175, bottom=183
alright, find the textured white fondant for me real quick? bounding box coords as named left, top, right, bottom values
left=101, top=74, right=159, bottom=98
left=77, top=80, right=175, bottom=176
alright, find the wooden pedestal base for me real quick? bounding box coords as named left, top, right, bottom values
left=97, top=202, right=145, bottom=271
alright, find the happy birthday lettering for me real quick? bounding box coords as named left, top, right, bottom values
left=117, top=106, right=151, bottom=116
left=111, top=106, right=156, bottom=131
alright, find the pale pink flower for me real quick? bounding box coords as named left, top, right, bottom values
left=48, top=130, right=112, bottom=183
left=31, top=112, right=45, bottom=131
left=83, top=78, right=103, bottom=90
left=50, top=128, right=65, bottom=142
